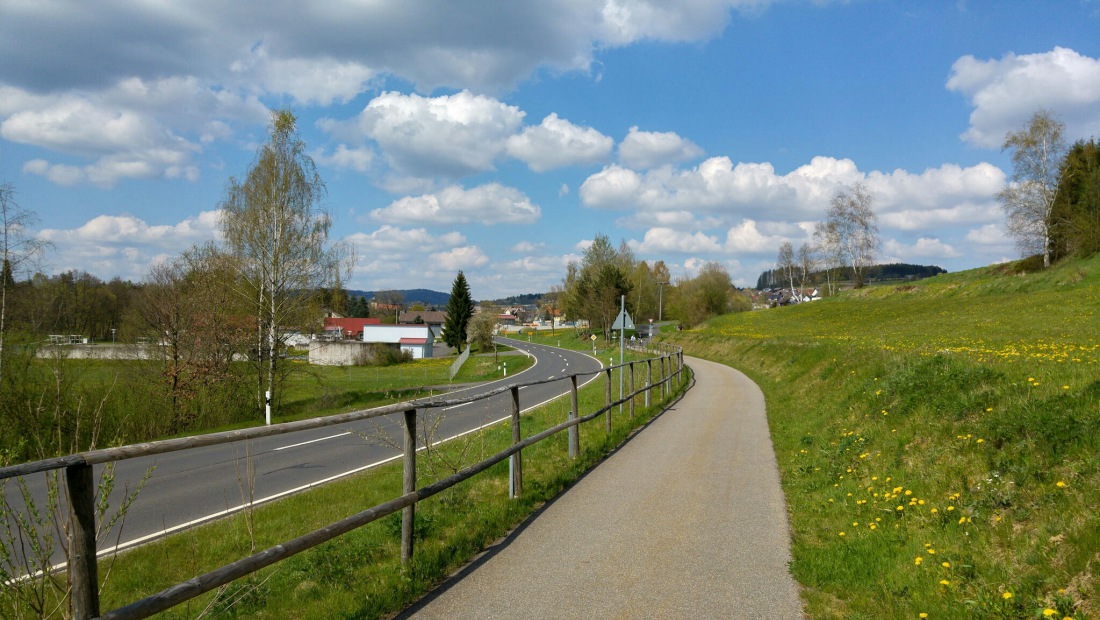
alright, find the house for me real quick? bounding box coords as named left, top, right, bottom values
left=397, top=310, right=447, bottom=339
left=361, top=324, right=435, bottom=359
left=323, top=317, right=381, bottom=339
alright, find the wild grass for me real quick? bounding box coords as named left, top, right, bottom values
left=668, top=255, right=1099, bottom=619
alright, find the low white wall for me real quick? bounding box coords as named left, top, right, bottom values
left=36, top=344, right=157, bottom=360
left=309, top=341, right=374, bottom=366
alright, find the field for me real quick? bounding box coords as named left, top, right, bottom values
left=669, top=255, right=1099, bottom=619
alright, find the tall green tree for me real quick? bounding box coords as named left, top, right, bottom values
left=443, top=271, right=474, bottom=352
left=564, top=234, right=633, bottom=341
left=998, top=109, right=1067, bottom=268
left=219, top=110, right=348, bottom=421
left=0, top=183, right=49, bottom=389
left=1050, top=138, right=1100, bottom=260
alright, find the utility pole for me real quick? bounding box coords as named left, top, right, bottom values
left=657, top=280, right=668, bottom=322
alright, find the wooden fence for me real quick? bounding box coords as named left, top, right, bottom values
left=0, top=344, right=685, bottom=620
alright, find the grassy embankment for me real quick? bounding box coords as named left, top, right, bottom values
left=74, top=340, right=683, bottom=619
left=668, top=255, right=1099, bottom=619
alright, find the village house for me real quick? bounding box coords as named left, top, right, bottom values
left=397, top=310, right=447, bottom=339
left=361, top=324, right=435, bottom=359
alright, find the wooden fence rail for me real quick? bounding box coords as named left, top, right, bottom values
left=1, top=344, right=684, bottom=620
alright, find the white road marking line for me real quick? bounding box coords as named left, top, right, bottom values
left=274, top=432, right=350, bottom=451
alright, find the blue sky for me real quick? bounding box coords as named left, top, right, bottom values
left=2, top=1, right=1099, bottom=299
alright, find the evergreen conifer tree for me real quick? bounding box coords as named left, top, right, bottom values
left=443, top=271, right=474, bottom=352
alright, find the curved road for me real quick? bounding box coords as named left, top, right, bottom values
left=8, top=337, right=604, bottom=565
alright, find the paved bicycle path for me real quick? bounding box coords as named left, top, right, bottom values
left=399, top=356, right=804, bottom=619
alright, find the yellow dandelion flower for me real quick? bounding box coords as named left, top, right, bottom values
left=927, top=549, right=936, bottom=554
left=940, top=580, right=950, bottom=586
left=1056, top=481, right=1067, bottom=488
left=838, top=532, right=845, bottom=537
left=914, top=557, right=923, bottom=565
left=930, top=508, right=939, bottom=514
left=1043, top=610, right=1057, bottom=618
left=1002, top=591, right=1013, bottom=600
left=897, top=505, right=905, bottom=511
left=941, top=562, right=951, bottom=568
left=919, top=614, right=928, bottom=619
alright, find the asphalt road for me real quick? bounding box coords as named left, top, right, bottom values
left=400, top=355, right=804, bottom=619
left=4, top=337, right=604, bottom=568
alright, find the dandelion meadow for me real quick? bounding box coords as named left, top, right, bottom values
left=669, top=255, right=1100, bottom=619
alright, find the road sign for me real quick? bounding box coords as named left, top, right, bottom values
left=612, top=310, right=635, bottom=330
left=590, top=334, right=597, bottom=341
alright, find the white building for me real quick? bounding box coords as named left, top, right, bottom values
left=361, top=324, right=435, bottom=359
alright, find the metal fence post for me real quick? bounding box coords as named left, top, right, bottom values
left=568, top=374, right=579, bottom=458
left=628, top=361, right=635, bottom=419
left=509, top=386, right=522, bottom=498
left=604, top=368, right=613, bottom=433
left=645, top=359, right=652, bottom=408
left=66, top=462, right=99, bottom=620
left=401, top=408, right=416, bottom=564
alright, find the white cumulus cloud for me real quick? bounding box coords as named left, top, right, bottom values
left=505, top=113, right=613, bottom=172
left=339, top=90, right=525, bottom=179
left=947, top=47, right=1100, bottom=147
left=617, top=126, right=703, bottom=169
left=370, top=183, right=541, bottom=225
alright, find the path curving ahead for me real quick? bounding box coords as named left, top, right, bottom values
left=400, top=356, right=804, bottom=619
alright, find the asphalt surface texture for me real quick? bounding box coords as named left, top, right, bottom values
left=399, top=355, right=804, bottom=620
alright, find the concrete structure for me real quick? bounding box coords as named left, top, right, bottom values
left=361, top=324, right=435, bottom=359
left=36, top=344, right=158, bottom=360
left=308, top=340, right=373, bottom=366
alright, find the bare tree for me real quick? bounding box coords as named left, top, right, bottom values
left=998, top=109, right=1067, bottom=268
left=797, top=242, right=816, bottom=296
left=827, top=182, right=879, bottom=288
left=219, top=110, right=349, bottom=421
left=812, top=220, right=843, bottom=296
left=0, top=183, right=50, bottom=389
left=776, top=241, right=796, bottom=299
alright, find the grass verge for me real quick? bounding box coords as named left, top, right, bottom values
left=668, top=255, right=1099, bottom=619
left=82, top=354, right=687, bottom=619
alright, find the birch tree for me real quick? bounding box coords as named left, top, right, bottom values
left=812, top=220, right=843, bottom=296
left=998, top=109, right=1067, bottom=268
left=220, top=110, right=347, bottom=421
left=827, top=182, right=879, bottom=288
left=0, top=183, right=49, bottom=389
left=776, top=241, right=796, bottom=298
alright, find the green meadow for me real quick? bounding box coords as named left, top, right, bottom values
left=669, top=255, right=1099, bottom=619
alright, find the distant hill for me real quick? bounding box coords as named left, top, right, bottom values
left=348, top=289, right=452, bottom=307
left=488, top=293, right=543, bottom=306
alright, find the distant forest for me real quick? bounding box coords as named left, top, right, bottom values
left=756, top=263, right=947, bottom=290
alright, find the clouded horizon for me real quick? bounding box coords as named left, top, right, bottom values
left=3, top=1, right=1099, bottom=298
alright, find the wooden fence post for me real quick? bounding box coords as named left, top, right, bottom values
left=628, top=361, right=635, bottom=419
left=66, top=462, right=99, bottom=620
left=509, top=386, right=522, bottom=498
left=401, top=408, right=416, bottom=564
left=568, top=375, right=579, bottom=458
